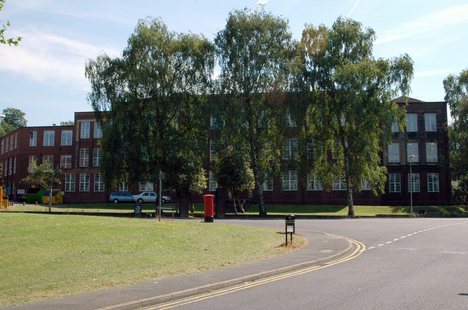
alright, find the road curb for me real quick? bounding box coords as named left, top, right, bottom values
left=97, top=234, right=359, bottom=310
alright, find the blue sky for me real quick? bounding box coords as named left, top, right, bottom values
left=0, top=0, right=467, bottom=126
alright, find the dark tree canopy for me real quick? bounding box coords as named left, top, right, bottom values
left=0, top=107, right=27, bottom=136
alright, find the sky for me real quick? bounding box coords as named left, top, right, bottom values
left=0, top=0, right=467, bottom=126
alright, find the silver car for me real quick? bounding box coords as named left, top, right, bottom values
left=109, top=191, right=135, bottom=203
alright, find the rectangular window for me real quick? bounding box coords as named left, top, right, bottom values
left=93, top=121, right=103, bottom=138
left=13, top=157, right=16, bottom=174
left=282, top=170, right=298, bottom=191
left=1, top=140, right=4, bottom=154
left=307, top=142, right=316, bottom=160
left=209, top=140, right=217, bottom=161
left=262, top=175, right=273, bottom=191
left=29, top=131, right=37, bottom=147
left=93, top=148, right=102, bottom=167
left=9, top=135, right=13, bottom=151
left=119, top=181, right=128, bottom=192
left=426, top=142, right=438, bottom=163
left=286, top=111, right=297, bottom=127
left=427, top=173, right=440, bottom=193
left=94, top=173, right=105, bottom=192
left=43, top=130, right=55, bottom=146
left=406, top=113, right=418, bottom=132
left=28, top=156, right=37, bottom=173
left=208, top=171, right=217, bottom=192
left=80, top=121, right=90, bottom=139
left=61, top=130, right=73, bottom=146
left=79, top=148, right=89, bottom=167
left=42, top=155, right=54, bottom=168
left=408, top=173, right=420, bottom=193
left=14, top=133, right=17, bottom=149
left=361, top=179, right=371, bottom=191
left=139, top=182, right=154, bottom=192
left=332, top=179, right=347, bottom=191
left=79, top=173, right=90, bottom=192
left=60, top=155, right=72, bottom=169
left=8, top=158, right=12, bottom=176
left=210, top=115, right=218, bottom=128
left=407, top=143, right=419, bottom=163
left=388, top=143, right=400, bottom=163
left=282, top=138, right=298, bottom=160
left=307, top=173, right=323, bottom=191
left=424, top=113, right=437, bottom=132
left=389, top=173, right=401, bottom=193
left=65, top=173, right=76, bottom=192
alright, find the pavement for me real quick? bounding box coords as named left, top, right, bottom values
left=7, top=225, right=359, bottom=310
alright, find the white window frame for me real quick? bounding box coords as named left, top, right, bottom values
left=307, top=173, right=323, bottom=191
left=282, top=170, right=298, bottom=191
left=406, top=113, right=418, bottom=132
left=94, top=173, right=105, bottom=192
left=407, top=143, right=419, bottom=163
left=79, top=148, right=89, bottom=167
left=408, top=173, right=420, bottom=193
left=332, top=179, right=347, bottom=191
left=29, top=131, right=37, bottom=147
left=42, top=155, right=54, bottom=168
left=389, top=173, right=401, bottom=193
left=60, top=155, right=72, bottom=169
left=80, top=121, right=90, bottom=139
left=61, top=130, right=73, bottom=146
left=65, top=173, right=76, bottom=192
left=262, top=175, right=273, bottom=191
left=139, top=182, right=154, bottom=192
left=283, top=138, right=298, bottom=160
left=286, top=111, right=297, bottom=127
left=43, top=130, right=55, bottom=146
left=388, top=142, right=400, bottom=163
left=426, top=142, right=438, bottom=163
left=427, top=173, right=440, bottom=193
left=208, top=171, right=217, bottom=192
left=93, top=148, right=102, bottom=167
left=360, top=179, right=371, bottom=191
left=209, top=140, right=217, bottom=161
left=79, top=173, right=90, bottom=192
left=424, top=113, right=437, bottom=132
left=93, top=121, right=103, bottom=138
left=119, top=181, right=128, bottom=192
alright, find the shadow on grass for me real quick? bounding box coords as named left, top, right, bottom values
left=390, top=205, right=468, bottom=216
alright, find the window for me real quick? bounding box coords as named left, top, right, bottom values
left=408, top=173, right=420, bottom=193
left=9, top=135, right=13, bottom=151
left=307, top=142, right=316, bottom=160
left=424, top=113, right=437, bottom=132
left=79, top=148, right=89, bottom=167
left=389, top=173, right=401, bottom=193
left=282, top=170, right=298, bottom=191
left=286, top=111, right=297, bottom=127
left=28, top=156, right=37, bottom=173
left=407, top=143, right=419, bottom=163
left=208, top=171, right=217, bottom=191
left=426, top=142, right=438, bottom=163
left=42, top=155, right=54, bottom=168
left=13, top=157, right=16, bottom=174
left=79, top=173, right=90, bottom=192
left=262, top=175, right=273, bottom=191
left=94, top=173, right=105, bottom=192
left=307, top=174, right=323, bottom=191
left=427, top=173, right=440, bottom=193
left=93, top=121, right=103, bottom=138
left=283, top=138, right=298, bottom=160
left=388, top=143, right=400, bottom=163
left=391, top=121, right=399, bottom=133
left=14, top=133, right=17, bottom=149
left=1, top=140, right=4, bottom=154
left=80, top=121, right=90, bottom=139
left=361, top=179, right=371, bottom=191
left=8, top=158, right=12, bottom=176
left=406, top=113, right=418, bottom=132
left=210, top=115, right=218, bottom=128
left=139, top=182, right=154, bottom=192
left=332, top=179, right=346, bottom=191
left=60, top=155, right=72, bottom=169
left=43, top=130, right=55, bottom=146
left=93, top=148, right=102, bottom=167
left=29, top=131, right=37, bottom=147
left=65, top=173, right=76, bottom=192
left=119, top=181, right=128, bottom=192
left=61, top=130, right=73, bottom=146
left=209, top=140, right=217, bottom=161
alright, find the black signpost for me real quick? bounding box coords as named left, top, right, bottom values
left=285, top=214, right=295, bottom=246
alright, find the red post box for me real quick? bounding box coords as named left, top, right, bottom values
left=203, top=194, right=215, bottom=222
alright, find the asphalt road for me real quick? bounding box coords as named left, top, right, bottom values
left=173, top=218, right=468, bottom=310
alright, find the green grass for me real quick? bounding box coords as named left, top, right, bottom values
left=0, top=213, right=298, bottom=307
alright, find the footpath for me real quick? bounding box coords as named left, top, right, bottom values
left=8, top=228, right=359, bottom=310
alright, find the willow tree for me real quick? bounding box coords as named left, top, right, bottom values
left=214, top=9, right=295, bottom=216
left=86, top=18, right=214, bottom=217
left=444, top=69, right=468, bottom=204
left=296, top=17, right=413, bottom=216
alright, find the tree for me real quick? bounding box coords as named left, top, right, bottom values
left=0, top=0, right=21, bottom=46
left=0, top=107, right=27, bottom=136
left=295, top=18, right=413, bottom=216
left=214, top=9, right=295, bottom=216
left=444, top=69, right=468, bottom=205
left=22, top=161, right=63, bottom=213
left=86, top=18, right=214, bottom=217
left=60, top=120, right=74, bottom=126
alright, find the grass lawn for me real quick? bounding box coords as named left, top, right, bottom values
left=0, top=213, right=300, bottom=307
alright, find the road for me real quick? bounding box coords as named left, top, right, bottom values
left=169, top=218, right=468, bottom=310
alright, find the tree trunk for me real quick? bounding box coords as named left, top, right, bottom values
left=344, top=153, right=354, bottom=217
left=250, top=148, right=266, bottom=216
left=178, top=187, right=190, bottom=218
left=48, top=189, right=52, bottom=213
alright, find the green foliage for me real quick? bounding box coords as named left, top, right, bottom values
left=0, top=0, right=21, bottom=46
left=214, top=9, right=295, bottom=215
left=444, top=69, right=468, bottom=204
left=0, top=107, right=27, bottom=136
left=295, top=17, right=414, bottom=215
left=86, top=18, right=214, bottom=215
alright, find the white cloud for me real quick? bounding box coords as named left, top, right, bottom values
left=414, top=69, right=452, bottom=79
left=376, top=4, right=468, bottom=44
left=347, top=0, right=362, bottom=18
left=0, top=28, right=120, bottom=91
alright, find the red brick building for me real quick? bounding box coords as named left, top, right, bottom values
left=0, top=97, right=451, bottom=205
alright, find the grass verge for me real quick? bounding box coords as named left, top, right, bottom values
left=0, top=213, right=301, bottom=307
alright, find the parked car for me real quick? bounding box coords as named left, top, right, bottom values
left=109, top=191, right=135, bottom=203
left=133, top=191, right=171, bottom=203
